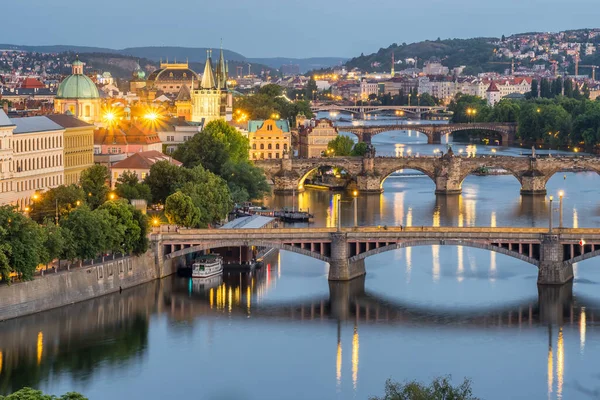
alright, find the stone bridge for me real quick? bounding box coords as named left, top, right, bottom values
left=336, top=122, right=518, bottom=144
left=255, top=154, right=600, bottom=195
left=152, top=226, right=600, bottom=285
left=311, top=104, right=446, bottom=119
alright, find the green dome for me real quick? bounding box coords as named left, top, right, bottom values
left=57, top=74, right=100, bottom=99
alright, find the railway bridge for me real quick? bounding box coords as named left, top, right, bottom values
left=255, top=154, right=600, bottom=195
left=152, top=226, right=600, bottom=285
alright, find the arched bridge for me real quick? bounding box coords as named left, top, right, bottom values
left=153, top=226, right=600, bottom=285
left=336, top=122, right=517, bottom=145
left=311, top=104, right=446, bottom=119
left=255, top=155, right=600, bottom=195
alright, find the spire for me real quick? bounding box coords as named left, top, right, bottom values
left=201, top=49, right=216, bottom=89
left=391, top=51, right=395, bottom=76
left=216, top=40, right=228, bottom=90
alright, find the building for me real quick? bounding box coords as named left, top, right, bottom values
left=248, top=119, right=291, bottom=160
left=189, top=49, right=233, bottom=123
left=109, top=150, right=181, bottom=188
left=94, top=122, right=162, bottom=156
left=46, top=114, right=94, bottom=186
left=157, top=117, right=203, bottom=154
left=0, top=110, right=65, bottom=208
left=360, top=78, right=379, bottom=100
left=145, top=61, right=198, bottom=94
left=53, top=58, right=101, bottom=123
left=486, top=81, right=501, bottom=106
left=423, top=60, right=449, bottom=75
left=299, top=119, right=338, bottom=158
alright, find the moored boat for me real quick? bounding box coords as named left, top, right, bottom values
left=192, top=255, right=223, bottom=278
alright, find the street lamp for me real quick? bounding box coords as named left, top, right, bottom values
left=558, top=190, right=564, bottom=229
left=352, top=190, right=359, bottom=227
left=109, top=193, right=116, bottom=200
left=549, top=195, right=554, bottom=233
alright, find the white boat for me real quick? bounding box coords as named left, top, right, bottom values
left=192, top=255, right=223, bottom=278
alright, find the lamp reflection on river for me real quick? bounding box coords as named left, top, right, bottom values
left=580, top=307, right=586, bottom=354
left=336, top=323, right=342, bottom=391
left=557, top=328, right=564, bottom=399
left=432, top=245, right=440, bottom=282
left=0, top=350, right=3, bottom=375
left=352, top=324, right=359, bottom=391
left=490, top=211, right=497, bottom=228
left=573, top=208, right=579, bottom=228
left=406, top=207, right=413, bottom=227
left=548, top=326, right=553, bottom=399
left=37, top=331, right=43, bottom=365
left=405, top=247, right=412, bottom=283
left=432, top=208, right=440, bottom=227
left=457, top=246, right=464, bottom=282
left=393, top=192, right=405, bottom=226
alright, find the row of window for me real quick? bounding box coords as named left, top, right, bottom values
left=12, top=174, right=63, bottom=193
left=66, top=135, right=93, bottom=148
left=14, top=135, right=63, bottom=153
left=251, top=152, right=283, bottom=160
left=65, top=153, right=93, bottom=168
left=251, top=143, right=288, bottom=150
left=12, top=154, right=63, bottom=173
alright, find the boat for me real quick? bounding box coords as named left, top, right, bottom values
left=274, top=208, right=314, bottom=222
left=192, top=255, right=223, bottom=278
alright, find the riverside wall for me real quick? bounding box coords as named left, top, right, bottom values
left=0, top=248, right=176, bottom=321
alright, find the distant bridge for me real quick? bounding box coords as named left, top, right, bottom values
left=153, top=226, right=600, bottom=285
left=311, top=104, right=446, bottom=119
left=336, top=122, right=518, bottom=145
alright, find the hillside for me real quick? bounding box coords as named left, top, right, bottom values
left=345, top=38, right=499, bottom=74
left=0, top=44, right=344, bottom=73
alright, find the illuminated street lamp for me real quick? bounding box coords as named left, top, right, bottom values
left=548, top=195, right=554, bottom=233
left=152, top=218, right=160, bottom=226
left=109, top=193, right=116, bottom=200
left=558, top=190, right=564, bottom=229
left=352, top=190, right=359, bottom=227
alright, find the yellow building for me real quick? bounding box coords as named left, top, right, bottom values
left=248, top=119, right=291, bottom=160
left=47, top=114, right=94, bottom=185
left=54, top=58, right=101, bottom=123
left=299, top=119, right=339, bottom=158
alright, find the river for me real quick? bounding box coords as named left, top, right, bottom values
left=1, top=117, right=600, bottom=399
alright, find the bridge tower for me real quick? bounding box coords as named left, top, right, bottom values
left=356, top=147, right=383, bottom=193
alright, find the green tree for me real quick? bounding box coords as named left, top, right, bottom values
left=551, top=78, right=563, bottom=97
left=144, top=160, right=188, bottom=204
left=564, top=79, right=574, bottom=98
left=98, top=200, right=141, bottom=254
left=369, top=376, right=479, bottom=400
left=131, top=208, right=150, bottom=255
left=222, top=161, right=271, bottom=202
left=448, top=94, right=488, bottom=123
left=540, top=78, right=552, bottom=98
left=165, top=191, right=201, bottom=228
left=327, top=135, right=355, bottom=156
left=61, top=206, right=115, bottom=263
left=29, top=185, right=86, bottom=224
left=305, top=78, right=318, bottom=100
left=39, top=223, right=66, bottom=266
left=0, top=226, right=12, bottom=282
left=488, top=100, right=520, bottom=122
left=115, top=171, right=152, bottom=203
left=180, top=166, right=233, bottom=226
left=80, top=165, right=110, bottom=210
left=529, top=79, right=539, bottom=98
left=0, top=206, right=44, bottom=281
left=0, top=387, right=87, bottom=400
left=351, top=142, right=369, bottom=156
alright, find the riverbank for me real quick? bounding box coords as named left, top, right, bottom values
left=0, top=249, right=175, bottom=321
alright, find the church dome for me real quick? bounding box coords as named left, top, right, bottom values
left=57, top=74, right=100, bottom=99
left=146, top=63, right=198, bottom=83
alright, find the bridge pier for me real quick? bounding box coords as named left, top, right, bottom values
left=538, top=234, right=574, bottom=285
left=538, top=282, right=573, bottom=325
left=428, top=131, right=441, bottom=145
left=328, top=275, right=366, bottom=320
left=520, top=173, right=547, bottom=195
left=328, top=232, right=366, bottom=281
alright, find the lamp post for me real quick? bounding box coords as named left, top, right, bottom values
left=559, top=190, right=564, bottom=229
left=336, top=194, right=342, bottom=232
left=352, top=190, right=359, bottom=227
left=549, top=195, right=554, bottom=233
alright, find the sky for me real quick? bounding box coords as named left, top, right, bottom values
left=3, top=0, right=600, bottom=59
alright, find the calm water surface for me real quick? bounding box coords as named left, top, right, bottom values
left=2, top=119, right=600, bottom=399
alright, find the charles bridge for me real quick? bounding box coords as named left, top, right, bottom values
left=310, top=104, right=446, bottom=119
left=337, top=122, right=518, bottom=144
left=255, top=154, right=600, bottom=195
left=152, top=226, right=600, bottom=286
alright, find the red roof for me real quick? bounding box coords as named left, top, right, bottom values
left=20, top=77, right=45, bottom=89
left=112, top=151, right=182, bottom=170
left=487, top=81, right=500, bottom=92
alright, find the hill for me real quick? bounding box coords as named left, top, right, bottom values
left=345, top=38, right=499, bottom=75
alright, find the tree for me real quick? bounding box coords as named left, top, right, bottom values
left=61, top=206, right=114, bottom=263
left=29, top=185, right=86, bottom=224
left=529, top=79, right=539, bottom=98
left=0, top=206, right=44, bottom=281
left=488, top=100, right=520, bottom=123
left=144, top=160, right=188, bottom=204
left=180, top=166, right=233, bottom=226
left=80, top=165, right=110, bottom=210
left=98, top=200, right=141, bottom=254
left=305, top=78, right=318, bottom=100
left=369, top=376, right=479, bottom=400
left=0, top=387, right=87, bottom=400
left=564, top=79, right=574, bottom=98
left=448, top=94, right=488, bottom=123
left=351, top=142, right=369, bottom=156
left=540, top=78, right=552, bottom=98
left=0, top=226, right=12, bottom=282
left=222, top=161, right=271, bottom=202
left=115, top=171, right=152, bottom=203
left=131, top=208, right=149, bottom=255
left=551, top=78, right=562, bottom=97
left=165, top=191, right=201, bottom=228
left=39, top=224, right=66, bottom=266
left=327, top=136, right=355, bottom=156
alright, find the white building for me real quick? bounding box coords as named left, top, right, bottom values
left=486, top=81, right=501, bottom=106
left=360, top=78, right=379, bottom=99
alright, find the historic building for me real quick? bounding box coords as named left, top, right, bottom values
left=157, top=117, right=202, bottom=154
left=0, top=111, right=65, bottom=208
left=486, top=81, right=501, bottom=106
left=299, top=119, right=339, bottom=158
left=54, top=58, right=101, bottom=123
left=109, top=150, right=181, bottom=188
left=248, top=119, right=291, bottom=160
left=93, top=122, right=162, bottom=156
left=145, top=61, right=198, bottom=95
left=47, top=114, right=94, bottom=186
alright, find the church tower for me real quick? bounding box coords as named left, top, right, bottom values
left=191, top=50, right=222, bottom=124
left=215, top=45, right=233, bottom=121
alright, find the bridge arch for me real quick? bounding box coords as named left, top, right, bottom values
left=164, top=240, right=331, bottom=263
left=439, top=127, right=511, bottom=145
left=378, top=166, right=437, bottom=189
left=348, top=239, right=540, bottom=266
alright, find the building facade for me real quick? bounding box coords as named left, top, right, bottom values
left=145, top=62, right=198, bottom=94
left=248, top=119, right=291, bottom=160
left=53, top=58, right=101, bottom=123
left=109, top=150, right=181, bottom=188
left=299, top=119, right=338, bottom=158
left=189, top=49, right=233, bottom=124
left=47, top=114, right=94, bottom=186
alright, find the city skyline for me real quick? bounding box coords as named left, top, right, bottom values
left=3, top=0, right=600, bottom=58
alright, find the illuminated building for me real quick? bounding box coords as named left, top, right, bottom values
left=53, top=57, right=101, bottom=123
left=109, top=150, right=181, bottom=188
left=145, top=61, right=198, bottom=94
left=248, top=119, right=291, bottom=160
left=299, top=119, right=339, bottom=158
left=189, top=48, right=233, bottom=123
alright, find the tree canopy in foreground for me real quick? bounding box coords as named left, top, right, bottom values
left=0, top=387, right=87, bottom=399
left=369, top=376, right=479, bottom=400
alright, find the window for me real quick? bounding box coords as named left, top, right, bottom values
left=283, top=144, right=288, bottom=150
left=276, top=144, right=280, bottom=150
left=268, top=153, right=272, bottom=159
left=114, top=172, right=118, bottom=179
left=260, top=144, right=264, bottom=150
left=268, top=144, right=272, bottom=150
left=141, top=172, right=147, bottom=180
left=252, top=144, right=256, bottom=150
left=275, top=153, right=279, bottom=159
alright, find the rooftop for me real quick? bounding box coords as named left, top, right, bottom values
left=46, top=114, right=94, bottom=129
left=248, top=119, right=290, bottom=133
left=0, top=110, right=15, bottom=127
left=12, top=116, right=63, bottom=134
left=111, top=150, right=182, bottom=170
left=221, top=215, right=275, bottom=229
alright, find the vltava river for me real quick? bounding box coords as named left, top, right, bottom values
left=1, top=121, right=600, bottom=399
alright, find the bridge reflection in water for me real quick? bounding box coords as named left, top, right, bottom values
left=0, top=254, right=597, bottom=396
